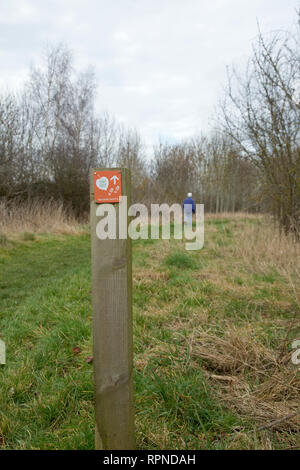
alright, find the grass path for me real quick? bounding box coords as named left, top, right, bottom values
left=0, top=234, right=93, bottom=449
left=0, top=218, right=299, bottom=449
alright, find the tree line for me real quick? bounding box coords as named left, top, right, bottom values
left=0, top=12, right=299, bottom=235
left=0, top=44, right=145, bottom=217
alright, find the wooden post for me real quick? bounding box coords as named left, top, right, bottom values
left=90, top=168, right=135, bottom=450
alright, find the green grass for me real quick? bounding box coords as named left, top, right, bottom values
left=0, top=233, right=9, bottom=246
left=165, top=251, right=199, bottom=270
left=0, top=217, right=299, bottom=449
left=0, top=234, right=93, bottom=449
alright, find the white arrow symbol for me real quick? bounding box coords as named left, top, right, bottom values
left=110, top=175, right=119, bottom=185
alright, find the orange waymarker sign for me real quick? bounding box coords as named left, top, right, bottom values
left=93, top=170, right=122, bottom=203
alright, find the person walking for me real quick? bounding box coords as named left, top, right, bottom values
left=182, top=192, right=195, bottom=226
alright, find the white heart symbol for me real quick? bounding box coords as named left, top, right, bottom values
left=96, top=177, right=109, bottom=191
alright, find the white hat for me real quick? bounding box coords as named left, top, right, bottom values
left=187, top=192, right=192, bottom=197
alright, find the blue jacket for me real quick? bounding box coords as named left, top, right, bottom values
left=182, top=197, right=196, bottom=213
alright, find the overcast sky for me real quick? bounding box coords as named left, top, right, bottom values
left=0, top=0, right=299, bottom=150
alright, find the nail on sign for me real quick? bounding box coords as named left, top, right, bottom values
left=94, top=170, right=122, bottom=203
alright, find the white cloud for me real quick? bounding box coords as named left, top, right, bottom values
left=0, top=0, right=40, bottom=24
left=0, top=0, right=298, bottom=151
left=112, top=31, right=131, bottom=43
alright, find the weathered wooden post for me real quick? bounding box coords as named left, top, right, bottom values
left=90, top=168, right=135, bottom=450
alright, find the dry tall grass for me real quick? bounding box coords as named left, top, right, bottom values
left=135, top=214, right=300, bottom=448
left=189, top=323, right=300, bottom=440
left=0, top=199, right=87, bottom=236
left=197, top=216, right=299, bottom=447
left=230, top=219, right=300, bottom=278
left=205, top=211, right=264, bottom=220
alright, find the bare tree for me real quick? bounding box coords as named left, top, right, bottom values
left=117, top=126, right=148, bottom=203
left=220, top=19, right=300, bottom=234
left=0, top=92, right=21, bottom=196
left=26, top=44, right=72, bottom=176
